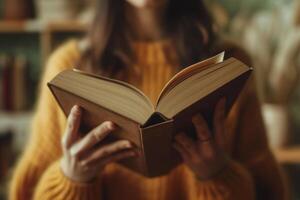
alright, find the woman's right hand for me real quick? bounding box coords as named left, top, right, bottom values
left=60, top=105, right=137, bottom=183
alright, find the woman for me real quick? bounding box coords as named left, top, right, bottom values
left=10, top=0, right=287, bottom=199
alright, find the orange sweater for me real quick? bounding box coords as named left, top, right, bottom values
left=9, top=40, right=287, bottom=200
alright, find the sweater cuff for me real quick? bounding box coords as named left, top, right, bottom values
left=34, top=160, right=102, bottom=200
left=195, top=161, right=255, bottom=200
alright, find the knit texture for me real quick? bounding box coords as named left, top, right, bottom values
left=9, top=40, right=287, bottom=200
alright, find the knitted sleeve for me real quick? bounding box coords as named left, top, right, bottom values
left=195, top=160, right=255, bottom=200
left=232, top=77, right=289, bottom=200
left=9, top=41, right=103, bottom=200
left=170, top=160, right=255, bottom=200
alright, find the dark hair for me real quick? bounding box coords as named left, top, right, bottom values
left=78, top=0, right=215, bottom=78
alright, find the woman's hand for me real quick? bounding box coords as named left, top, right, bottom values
left=60, top=105, right=137, bottom=183
left=173, top=98, right=229, bottom=180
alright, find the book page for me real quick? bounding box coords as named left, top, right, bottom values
left=156, top=58, right=250, bottom=118
left=73, top=68, right=154, bottom=109
left=156, top=52, right=224, bottom=105
left=52, top=69, right=155, bottom=124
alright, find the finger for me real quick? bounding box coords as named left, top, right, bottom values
left=175, top=133, right=197, bottom=156
left=100, top=150, right=137, bottom=166
left=70, top=121, right=116, bottom=158
left=62, top=105, right=82, bottom=150
left=78, top=150, right=137, bottom=173
left=173, top=142, right=190, bottom=162
left=214, top=98, right=226, bottom=149
left=80, top=140, right=133, bottom=166
left=192, top=114, right=211, bottom=141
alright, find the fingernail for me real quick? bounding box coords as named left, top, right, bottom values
left=124, top=142, right=132, bottom=148
left=71, top=105, right=81, bottom=115
left=80, top=160, right=87, bottom=166
left=106, top=121, right=116, bottom=130
left=70, top=148, right=77, bottom=156
left=72, top=105, right=79, bottom=111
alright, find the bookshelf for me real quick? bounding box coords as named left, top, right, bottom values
left=0, top=20, right=87, bottom=33
left=0, top=20, right=86, bottom=102
left=0, top=20, right=87, bottom=62
left=0, top=21, right=31, bottom=32
left=0, top=20, right=87, bottom=192
left=0, top=19, right=86, bottom=127
left=0, top=19, right=86, bottom=97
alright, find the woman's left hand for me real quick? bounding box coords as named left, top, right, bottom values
left=173, top=98, right=229, bottom=180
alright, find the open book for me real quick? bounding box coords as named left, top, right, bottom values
left=48, top=52, right=252, bottom=177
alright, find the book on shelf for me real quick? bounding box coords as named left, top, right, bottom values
left=0, top=55, right=4, bottom=110
left=48, top=52, right=252, bottom=177
left=12, top=55, right=28, bottom=111
left=1, top=55, right=14, bottom=111
left=0, top=54, right=28, bottom=112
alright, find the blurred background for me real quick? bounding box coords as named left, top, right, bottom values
left=0, top=0, right=299, bottom=199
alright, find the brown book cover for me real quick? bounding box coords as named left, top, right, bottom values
left=2, top=55, right=14, bottom=111
left=12, top=55, right=28, bottom=111
left=48, top=52, right=252, bottom=177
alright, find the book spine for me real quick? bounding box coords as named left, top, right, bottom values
left=2, top=56, right=14, bottom=111
left=12, top=55, right=28, bottom=111
left=0, top=55, right=4, bottom=110
left=141, top=118, right=180, bottom=177
left=115, top=128, right=149, bottom=176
